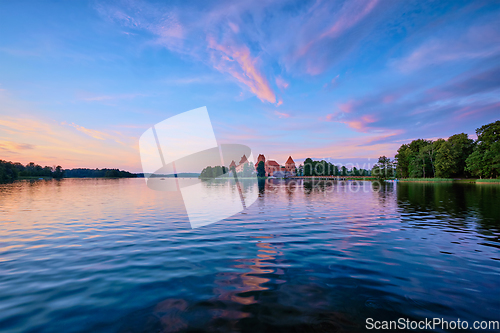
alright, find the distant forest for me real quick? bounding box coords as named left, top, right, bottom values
left=64, top=168, right=136, bottom=178
left=0, top=160, right=137, bottom=183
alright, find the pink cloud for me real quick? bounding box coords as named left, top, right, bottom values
left=319, top=0, right=378, bottom=40
left=274, top=110, right=290, bottom=118
left=207, top=37, right=276, bottom=103
left=456, top=102, right=500, bottom=120
left=228, top=21, right=239, bottom=33
left=338, top=100, right=356, bottom=113
left=343, top=115, right=377, bottom=132
left=275, top=76, right=289, bottom=90
left=323, top=102, right=378, bottom=132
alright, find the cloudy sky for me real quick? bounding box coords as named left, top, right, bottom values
left=1, top=0, right=499, bottom=171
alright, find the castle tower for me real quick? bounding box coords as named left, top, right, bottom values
left=285, top=156, right=296, bottom=173
left=255, top=154, right=266, bottom=170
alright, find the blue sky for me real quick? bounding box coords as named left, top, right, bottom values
left=1, top=0, right=499, bottom=171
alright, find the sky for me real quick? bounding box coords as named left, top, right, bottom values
left=0, top=0, right=499, bottom=172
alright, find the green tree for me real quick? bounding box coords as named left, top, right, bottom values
left=483, top=141, right=500, bottom=177
left=372, top=156, right=394, bottom=181
left=256, top=161, right=266, bottom=178
left=298, top=164, right=304, bottom=176
left=465, top=149, right=484, bottom=178
left=466, top=121, right=500, bottom=178
left=0, top=160, right=19, bottom=183
left=242, top=162, right=253, bottom=177
left=304, top=158, right=313, bottom=176
left=53, top=165, right=64, bottom=179
left=395, top=144, right=411, bottom=178
left=435, top=141, right=454, bottom=178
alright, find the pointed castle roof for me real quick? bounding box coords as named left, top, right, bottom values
left=239, top=155, right=248, bottom=165
left=285, top=156, right=295, bottom=164
left=229, top=160, right=236, bottom=168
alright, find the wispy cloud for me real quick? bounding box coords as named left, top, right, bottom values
left=275, top=76, right=289, bottom=90
left=95, top=0, right=393, bottom=103
left=322, top=64, right=500, bottom=142
left=207, top=37, right=276, bottom=103
left=96, top=0, right=278, bottom=104
left=274, top=110, right=291, bottom=118
left=0, top=141, right=35, bottom=154
left=392, top=22, right=500, bottom=73
left=292, top=0, right=380, bottom=75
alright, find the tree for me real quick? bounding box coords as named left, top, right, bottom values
left=53, top=166, right=64, bottom=179
left=256, top=161, right=266, bottom=178
left=298, top=164, right=304, bottom=176
left=242, top=162, right=253, bottom=177
left=0, top=160, right=19, bottom=183
left=483, top=141, right=500, bottom=177
left=314, top=160, right=327, bottom=176
left=435, top=141, right=454, bottom=178
left=465, top=149, right=484, bottom=178
left=433, top=134, right=473, bottom=178
left=466, top=121, right=500, bottom=178
left=304, top=158, right=313, bottom=176
left=372, top=156, right=394, bottom=181
left=395, top=144, right=411, bottom=178
left=200, top=166, right=213, bottom=179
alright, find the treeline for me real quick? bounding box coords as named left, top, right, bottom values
left=199, top=162, right=255, bottom=179
left=395, top=120, right=500, bottom=179
left=0, top=160, right=138, bottom=183
left=0, top=161, right=64, bottom=182
left=301, top=158, right=371, bottom=177
left=199, top=165, right=228, bottom=179
left=64, top=168, right=137, bottom=178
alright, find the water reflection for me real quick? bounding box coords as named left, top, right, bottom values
left=397, top=182, right=500, bottom=248
left=1, top=179, right=499, bottom=332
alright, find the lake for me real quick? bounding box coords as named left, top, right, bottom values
left=0, top=178, right=499, bottom=332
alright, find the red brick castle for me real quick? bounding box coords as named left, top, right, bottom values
left=255, top=154, right=296, bottom=177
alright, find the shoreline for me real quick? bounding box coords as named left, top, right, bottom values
left=398, top=179, right=500, bottom=184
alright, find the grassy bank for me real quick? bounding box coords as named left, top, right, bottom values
left=399, top=178, right=500, bottom=184
left=399, top=178, right=455, bottom=182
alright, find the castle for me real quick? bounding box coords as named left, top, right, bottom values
left=228, top=154, right=249, bottom=173
left=255, top=154, right=296, bottom=177
left=227, top=154, right=296, bottom=177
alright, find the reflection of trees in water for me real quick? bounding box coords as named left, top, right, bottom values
left=371, top=181, right=396, bottom=208
left=303, top=180, right=336, bottom=195
left=258, top=178, right=265, bottom=194
left=397, top=183, right=500, bottom=237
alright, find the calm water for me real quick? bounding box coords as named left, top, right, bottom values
left=0, top=179, right=499, bottom=332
